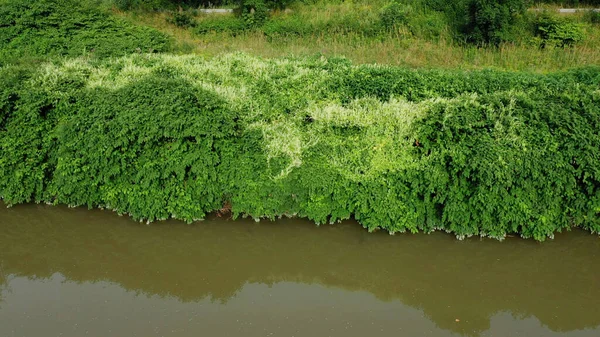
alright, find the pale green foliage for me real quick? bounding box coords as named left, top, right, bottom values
left=308, top=97, right=427, bottom=181
left=251, top=120, right=308, bottom=179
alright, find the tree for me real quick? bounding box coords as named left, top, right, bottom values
left=463, top=0, right=530, bottom=45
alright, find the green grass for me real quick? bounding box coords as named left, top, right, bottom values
left=110, top=0, right=600, bottom=72
left=6, top=0, right=597, bottom=71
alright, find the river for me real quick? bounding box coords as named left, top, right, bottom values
left=0, top=203, right=599, bottom=337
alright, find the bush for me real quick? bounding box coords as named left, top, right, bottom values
left=0, top=66, right=31, bottom=133
left=259, top=6, right=383, bottom=38
left=113, top=0, right=174, bottom=10
left=168, top=11, right=197, bottom=27
left=584, top=10, right=600, bottom=25
left=1, top=53, right=599, bottom=240
left=407, top=10, right=448, bottom=39
left=536, top=0, right=600, bottom=5
left=262, top=15, right=313, bottom=36
left=113, top=0, right=135, bottom=10
left=535, top=14, right=585, bottom=47
left=195, top=15, right=246, bottom=34
left=113, top=0, right=240, bottom=10
left=264, top=0, right=292, bottom=9
left=193, top=0, right=273, bottom=33
left=239, top=0, right=269, bottom=27
left=462, top=0, right=530, bottom=45
left=0, top=0, right=170, bottom=65
left=380, top=1, right=412, bottom=30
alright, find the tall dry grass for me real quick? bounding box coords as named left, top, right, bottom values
left=113, top=1, right=600, bottom=72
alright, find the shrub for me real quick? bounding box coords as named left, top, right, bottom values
left=584, top=10, right=600, bottom=25
left=239, top=0, right=269, bottom=27
left=535, top=14, right=585, bottom=47
left=195, top=15, right=246, bottom=34
left=262, top=15, right=313, bottom=37
left=264, top=0, right=292, bottom=10
left=0, top=0, right=170, bottom=65
left=113, top=0, right=236, bottom=11
left=407, top=10, right=448, bottom=40
left=260, top=6, right=382, bottom=38
left=113, top=0, right=173, bottom=11
left=0, top=66, right=31, bottom=132
left=462, top=0, right=530, bottom=45
left=194, top=0, right=273, bottom=32
left=113, top=0, right=135, bottom=10
left=168, top=11, right=197, bottom=27
left=380, top=1, right=412, bottom=30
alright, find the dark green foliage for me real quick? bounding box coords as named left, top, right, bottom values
left=168, top=11, right=197, bottom=27
left=264, top=0, right=292, bottom=9
left=535, top=13, right=585, bottom=47
left=0, top=66, right=30, bottom=132
left=0, top=0, right=170, bottom=65
left=377, top=2, right=448, bottom=39
left=195, top=15, right=247, bottom=34
left=198, top=7, right=383, bottom=37
left=262, top=11, right=382, bottom=37
left=113, top=0, right=138, bottom=10
left=380, top=1, right=413, bottom=30
left=112, top=0, right=292, bottom=11
left=1, top=54, right=599, bottom=240
left=406, top=10, right=448, bottom=39
left=49, top=77, right=233, bottom=221
left=0, top=59, right=236, bottom=220
left=113, top=0, right=222, bottom=10
left=584, top=10, right=600, bottom=25
left=189, top=0, right=541, bottom=44
left=262, top=15, right=313, bottom=36
left=238, top=0, right=269, bottom=27
left=536, top=0, right=600, bottom=5
left=194, top=0, right=296, bottom=34
left=462, top=0, right=530, bottom=45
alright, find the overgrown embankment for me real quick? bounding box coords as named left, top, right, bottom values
left=1, top=53, right=599, bottom=240
left=0, top=0, right=170, bottom=65
left=1, top=0, right=599, bottom=240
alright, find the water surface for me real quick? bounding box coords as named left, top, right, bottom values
left=0, top=203, right=599, bottom=337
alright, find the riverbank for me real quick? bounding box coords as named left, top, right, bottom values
left=2, top=53, right=599, bottom=241
left=1, top=0, right=599, bottom=241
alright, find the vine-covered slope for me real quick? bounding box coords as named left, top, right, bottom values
left=1, top=53, right=599, bottom=240
left=0, top=0, right=170, bottom=65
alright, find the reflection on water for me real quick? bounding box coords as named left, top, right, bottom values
left=0, top=203, right=599, bottom=337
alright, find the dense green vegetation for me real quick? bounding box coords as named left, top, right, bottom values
left=149, top=0, right=597, bottom=47
left=1, top=0, right=599, bottom=240
left=0, top=0, right=170, bottom=65
left=1, top=53, right=599, bottom=240
left=109, top=0, right=600, bottom=70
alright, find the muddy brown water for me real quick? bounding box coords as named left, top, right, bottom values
left=0, top=203, right=599, bottom=337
